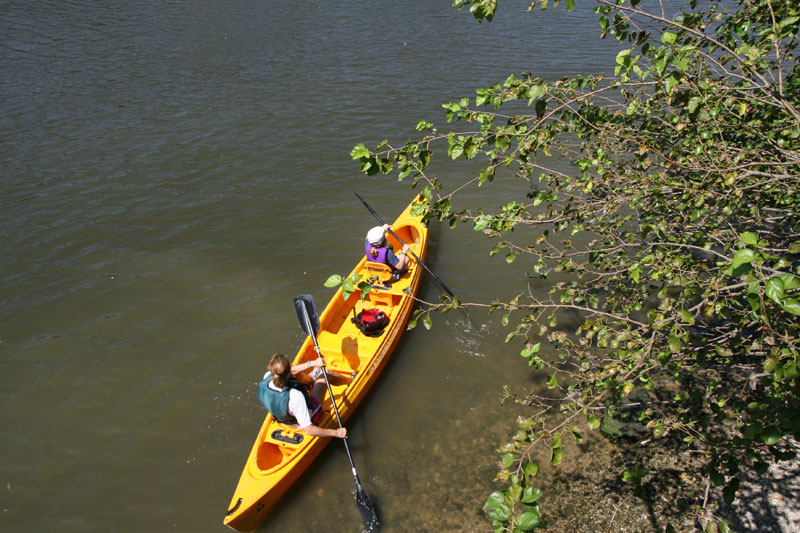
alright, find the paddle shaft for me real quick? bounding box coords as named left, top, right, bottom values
left=298, top=304, right=362, bottom=483
left=355, top=191, right=455, bottom=298
left=294, top=294, right=378, bottom=529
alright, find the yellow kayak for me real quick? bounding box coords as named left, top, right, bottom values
left=224, top=196, right=428, bottom=531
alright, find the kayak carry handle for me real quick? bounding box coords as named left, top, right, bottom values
left=226, top=498, right=243, bottom=516
left=271, top=429, right=304, bottom=445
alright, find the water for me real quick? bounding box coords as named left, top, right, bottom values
left=1, top=1, right=621, bottom=531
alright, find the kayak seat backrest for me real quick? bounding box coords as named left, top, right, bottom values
left=364, top=261, right=393, bottom=283
left=366, top=291, right=393, bottom=314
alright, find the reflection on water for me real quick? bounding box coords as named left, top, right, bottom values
left=1, top=1, right=621, bottom=531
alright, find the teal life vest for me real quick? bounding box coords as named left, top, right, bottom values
left=257, top=373, right=313, bottom=424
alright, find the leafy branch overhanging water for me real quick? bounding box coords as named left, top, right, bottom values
left=342, top=1, right=800, bottom=531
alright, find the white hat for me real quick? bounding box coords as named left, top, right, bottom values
left=367, top=226, right=385, bottom=245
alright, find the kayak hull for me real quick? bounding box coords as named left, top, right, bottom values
left=224, top=197, right=428, bottom=531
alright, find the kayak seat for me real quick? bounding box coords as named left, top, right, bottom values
left=316, top=332, right=361, bottom=372
left=364, top=262, right=393, bottom=286
left=257, top=424, right=303, bottom=469
left=316, top=332, right=347, bottom=356
left=365, top=291, right=395, bottom=317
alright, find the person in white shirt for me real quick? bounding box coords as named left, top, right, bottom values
left=257, top=353, right=347, bottom=439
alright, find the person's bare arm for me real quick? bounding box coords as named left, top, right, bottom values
left=290, top=358, right=324, bottom=375
left=301, top=425, right=347, bottom=439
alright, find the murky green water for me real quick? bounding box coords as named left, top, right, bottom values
left=1, top=1, right=621, bottom=530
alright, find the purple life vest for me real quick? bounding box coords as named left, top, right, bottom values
left=365, top=240, right=389, bottom=265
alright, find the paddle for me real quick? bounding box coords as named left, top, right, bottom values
left=293, top=294, right=380, bottom=531
left=354, top=191, right=455, bottom=299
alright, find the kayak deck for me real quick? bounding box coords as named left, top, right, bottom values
left=224, top=197, right=427, bottom=531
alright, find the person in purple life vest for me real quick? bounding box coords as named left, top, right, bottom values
left=365, top=224, right=411, bottom=282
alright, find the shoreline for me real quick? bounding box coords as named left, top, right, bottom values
left=531, top=431, right=800, bottom=532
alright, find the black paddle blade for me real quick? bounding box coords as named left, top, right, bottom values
left=293, top=294, right=320, bottom=337
left=355, top=485, right=380, bottom=531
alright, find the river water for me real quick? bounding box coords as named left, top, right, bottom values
left=1, top=1, right=620, bottom=531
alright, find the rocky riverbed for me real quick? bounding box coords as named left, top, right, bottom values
left=527, top=431, right=800, bottom=532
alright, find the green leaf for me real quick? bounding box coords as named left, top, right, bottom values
left=474, top=215, right=492, bottom=231
left=668, top=333, right=682, bottom=353
left=421, top=314, right=433, bottom=330
left=778, top=16, right=800, bottom=31
left=518, top=510, right=544, bottom=530
left=615, top=48, right=632, bottom=66
left=661, top=31, right=677, bottom=44
left=520, top=344, right=542, bottom=359
left=780, top=298, right=800, bottom=316
left=350, top=143, right=370, bottom=159
left=488, top=503, right=511, bottom=521
left=342, top=279, right=355, bottom=300
left=731, top=249, right=756, bottom=269
left=629, top=264, right=641, bottom=283
left=760, top=426, right=781, bottom=445
left=550, top=447, right=562, bottom=465
left=484, top=491, right=506, bottom=511
left=523, top=461, right=539, bottom=477
left=501, top=453, right=515, bottom=468
left=410, top=201, right=428, bottom=217
left=623, top=467, right=648, bottom=484
left=766, top=277, right=785, bottom=305
left=323, top=274, right=343, bottom=287
left=587, top=415, right=600, bottom=430
left=521, top=486, right=543, bottom=503
left=506, top=252, right=517, bottom=263
left=672, top=54, right=689, bottom=71
left=746, top=293, right=761, bottom=312
left=777, top=274, right=800, bottom=290
left=665, top=71, right=680, bottom=93
left=546, top=374, right=558, bottom=388
left=739, top=231, right=758, bottom=246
